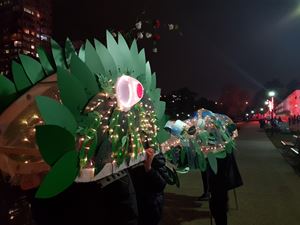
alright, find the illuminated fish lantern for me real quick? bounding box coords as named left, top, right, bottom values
left=162, top=109, right=237, bottom=174
left=0, top=32, right=171, bottom=198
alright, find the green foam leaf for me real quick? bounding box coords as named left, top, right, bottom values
left=35, top=96, right=77, bottom=135
left=197, top=151, right=207, bottom=172
left=150, top=73, right=157, bottom=91
left=51, top=39, right=66, bottom=69
left=94, top=38, right=118, bottom=80
left=65, top=38, right=76, bottom=67
left=78, top=45, right=85, bottom=62
left=35, top=125, right=76, bottom=166
left=106, top=31, right=125, bottom=74
left=35, top=151, right=79, bottom=198
left=144, top=61, right=152, bottom=91
left=157, top=128, right=170, bottom=144
left=155, top=101, right=166, bottom=120
left=37, top=47, right=54, bottom=75
left=215, top=150, right=227, bottom=159
left=70, top=54, right=99, bottom=99
left=12, top=61, right=32, bottom=92
left=207, top=152, right=218, bottom=174
left=87, top=135, right=98, bottom=160
left=85, top=40, right=106, bottom=76
left=121, top=135, right=128, bottom=147
left=150, top=88, right=161, bottom=104
left=118, top=34, right=134, bottom=74
left=0, top=75, right=17, bottom=112
left=19, top=54, right=44, bottom=84
left=57, top=68, right=89, bottom=118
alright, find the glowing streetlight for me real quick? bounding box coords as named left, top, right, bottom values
left=251, top=110, right=255, bottom=114
left=267, top=91, right=276, bottom=119
left=268, top=91, right=276, bottom=97
left=245, top=113, right=249, bottom=116
left=260, top=108, right=264, bottom=112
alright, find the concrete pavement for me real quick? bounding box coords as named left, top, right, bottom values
left=161, top=121, right=300, bottom=225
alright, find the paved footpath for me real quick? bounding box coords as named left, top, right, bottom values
left=161, top=121, right=300, bottom=225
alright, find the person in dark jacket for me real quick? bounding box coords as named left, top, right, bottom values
left=129, top=148, right=169, bottom=225
left=208, top=153, right=243, bottom=225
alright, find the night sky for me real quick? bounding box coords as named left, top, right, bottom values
left=53, top=0, right=300, bottom=99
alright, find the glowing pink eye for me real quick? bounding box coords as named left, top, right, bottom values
left=137, top=83, right=143, bottom=98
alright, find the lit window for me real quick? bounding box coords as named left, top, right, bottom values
left=36, top=53, right=39, bottom=57
left=31, top=31, right=35, bottom=36
left=36, top=33, right=40, bottom=38
left=37, top=13, right=40, bottom=18
left=24, top=29, right=30, bottom=34
left=31, top=45, right=35, bottom=49
left=5, top=49, right=9, bottom=54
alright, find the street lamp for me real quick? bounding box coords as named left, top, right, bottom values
left=260, top=108, right=264, bottom=112
left=267, top=90, right=276, bottom=120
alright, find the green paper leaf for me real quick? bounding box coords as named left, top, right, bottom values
left=198, top=131, right=209, bottom=145
left=0, top=75, right=17, bottom=112
left=130, top=40, right=142, bottom=78
left=150, top=88, right=161, bottom=104
left=106, top=31, right=124, bottom=73
left=65, top=38, right=76, bottom=67
left=35, top=125, right=76, bottom=166
left=207, top=152, right=218, bottom=174
left=57, top=68, right=89, bottom=118
left=144, top=61, right=152, bottom=92
left=121, top=135, right=128, bottom=147
left=85, top=40, right=106, bottom=75
left=35, top=151, right=79, bottom=198
left=225, top=140, right=235, bottom=154
left=51, top=39, right=66, bottom=69
left=118, top=34, right=134, bottom=74
left=180, top=147, right=186, bottom=164
left=215, top=150, right=227, bottom=159
left=192, top=140, right=201, bottom=154
left=35, top=96, right=77, bottom=135
left=94, top=38, right=118, bottom=80
left=197, top=151, right=207, bottom=172
left=157, top=128, right=170, bottom=144
left=154, top=101, right=166, bottom=120
left=130, top=39, right=138, bottom=59
left=78, top=45, right=85, bottom=62
left=19, top=54, right=44, bottom=84
left=221, top=130, right=230, bottom=142
left=70, top=54, right=99, bottom=99
left=87, top=135, right=98, bottom=160
left=37, top=47, right=54, bottom=75
left=150, top=73, right=157, bottom=91
left=12, top=61, right=32, bottom=92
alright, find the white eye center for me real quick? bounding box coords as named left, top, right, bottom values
left=115, top=75, right=144, bottom=112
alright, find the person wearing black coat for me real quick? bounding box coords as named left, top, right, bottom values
left=208, top=153, right=243, bottom=225
left=129, top=148, right=170, bottom=225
